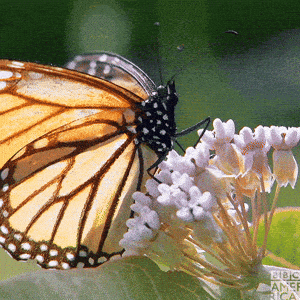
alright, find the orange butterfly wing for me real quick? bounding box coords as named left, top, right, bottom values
left=0, top=59, right=158, bottom=269
left=0, top=59, right=144, bottom=167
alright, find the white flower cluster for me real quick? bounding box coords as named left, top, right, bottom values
left=120, top=119, right=300, bottom=287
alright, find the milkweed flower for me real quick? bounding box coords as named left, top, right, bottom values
left=266, top=126, right=300, bottom=188
left=120, top=119, right=300, bottom=290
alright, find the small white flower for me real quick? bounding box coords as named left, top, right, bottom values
left=198, top=118, right=235, bottom=149
left=266, top=126, right=300, bottom=188
left=234, top=125, right=272, bottom=192
left=199, top=119, right=242, bottom=175
left=160, top=150, right=195, bottom=175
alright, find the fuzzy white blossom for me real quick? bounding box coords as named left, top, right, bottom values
left=265, top=126, right=300, bottom=188
left=120, top=119, right=300, bottom=290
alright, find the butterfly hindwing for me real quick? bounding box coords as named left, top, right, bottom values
left=65, top=52, right=156, bottom=99
left=0, top=113, right=157, bottom=269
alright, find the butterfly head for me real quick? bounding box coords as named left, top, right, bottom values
left=156, top=81, right=178, bottom=107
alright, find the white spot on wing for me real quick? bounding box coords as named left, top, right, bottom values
left=35, top=255, right=44, bottom=263
left=90, top=61, right=97, bottom=68
left=19, top=253, right=31, bottom=260
left=99, top=54, right=108, bottom=62
left=103, top=65, right=111, bottom=75
left=98, top=257, right=107, bottom=264
left=0, top=71, right=13, bottom=79
left=0, top=82, right=7, bottom=90
left=66, top=253, right=75, bottom=261
left=67, top=61, right=76, bottom=69
left=8, top=61, right=24, bottom=68
left=88, top=68, right=96, bottom=76
left=8, top=244, right=16, bottom=252
left=21, top=242, right=31, bottom=250
left=79, top=250, right=87, bottom=257
left=62, top=262, right=70, bottom=269
left=74, top=55, right=83, bottom=62
left=1, top=226, right=8, bottom=234
left=49, top=260, right=58, bottom=267
left=127, top=126, right=136, bottom=134
left=89, top=257, right=95, bottom=265
left=1, top=168, right=9, bottom=180
left=2, top=183, right=9, bottom=192
left=40, top=244, right=48, bottom=251
left=50, top=249, right=58, bottom=256
left=14, top=234, right=22, bottom=241
left=76, top=262, right=84, bottom=268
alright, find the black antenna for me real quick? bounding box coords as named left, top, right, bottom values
left=168, top=47, right=197, bottom=83
left=153, top=22, right=164, bottom=85
left=169, top=29, right=239, bottom=82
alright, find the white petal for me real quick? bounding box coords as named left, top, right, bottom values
left=214, top=119, right=226, bottom=140
left=198, top=129, right=215, bottom=147
left=269, top=126, right=282, bottom=146
left=225, top=119, right=235, bottom=138
left=234, top=134, right=246, bottom=149
left=240, top=127, right=254, bottom=144
left=285, top=128, right=299, bottom=148
left=254, top=125, right=266, bottom=144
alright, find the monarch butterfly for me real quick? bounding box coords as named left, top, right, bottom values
left=0, top=52, right=209, bottom=269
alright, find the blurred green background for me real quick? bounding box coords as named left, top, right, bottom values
left=0, top=0, right=300, bottom=279
left=2, top=0, right=300, bottom=132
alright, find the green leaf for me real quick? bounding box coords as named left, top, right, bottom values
left=258, top=207, right=300, bottom=268
left=0, top=257, right=214, bottom=300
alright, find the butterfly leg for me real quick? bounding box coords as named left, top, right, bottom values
left=175, top=117, right=210, bottom=147
left=146, top=150, right=171, bottom=183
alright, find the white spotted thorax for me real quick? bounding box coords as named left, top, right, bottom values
left=66, top=52, right=178, bottom=156
left=120, top=119, right=300, bottom=289
left=136, top=83, right=177, bottom=154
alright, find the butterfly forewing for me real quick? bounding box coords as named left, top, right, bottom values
left=0, top=60, right=143, bottom=168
